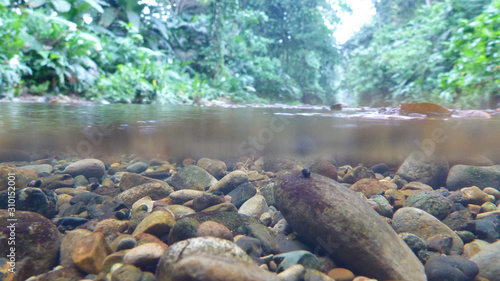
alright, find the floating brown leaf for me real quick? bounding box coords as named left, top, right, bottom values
left=400, top=102, right=451, bottom=115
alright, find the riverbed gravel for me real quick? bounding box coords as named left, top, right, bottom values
left=1, top=151, right=500, bottom=281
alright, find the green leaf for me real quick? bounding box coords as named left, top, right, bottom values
left=126, top=11, right=141, bottom=31
left=152, top=18, right=169, bottom=41
left=51, top=0, right=71, bottom=12
left=100, top=8, right=117, bottom=27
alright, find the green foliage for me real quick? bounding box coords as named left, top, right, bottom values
left=0, top=3, right=32, bottom=98
left=20, top=8, right=100, bottom=93
left=343, top=3, right=451, bottom=106
left=343, top=0, right=496, bottom=108
left=87, top=63, right=153, bottom=103
left=441, top=0, right=500, bottom=107
left=248, top=0, right=340, bottom=103
left=0, top=0, right=341, bottom=104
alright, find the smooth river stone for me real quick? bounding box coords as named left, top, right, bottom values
left=392, top=207, right=464, bottom=255
left=156, top=236, right=254, bottom=281
left=274, top=171, right=426, bottom=281
left=470, top=240, right=500, bottom=281
left=446, top=165, right=500, bottom=191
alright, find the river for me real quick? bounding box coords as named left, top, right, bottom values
left=0, top=102, right=499, bottom=167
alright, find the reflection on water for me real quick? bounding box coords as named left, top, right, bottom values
left=0, top=103, right=499, bottom=166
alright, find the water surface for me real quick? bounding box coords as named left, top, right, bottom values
left=1, top=103, right=499, bottom=166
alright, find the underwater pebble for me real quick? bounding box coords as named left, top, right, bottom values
left=126, top=161, right=149, bottom=173
left=446, top=165, right=500, bottom=191
left=72, top=232, right=112, bottom=274
left=238, top=194, right=269, bottom=219
left=397, top=151, right=449, bottom=189
left=392, top=207, right=464, bottom=255
left=123, top=242, right=166, bottom=270
left=196, top=221, right=233, bottom=241
left=64, top=158, right=105, bottom=178
left=156, top=237, right=255, bottom=281
left=170, top=254, right=278, bottom=281
left=425, top=255, right=479, bottom=281
left=208, top=170, right=248, bottom=194
left=0, top=210, right=62, bottom=275
left=167, top=165, right=217, bottom=190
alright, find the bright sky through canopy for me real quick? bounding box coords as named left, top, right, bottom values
left=334, top=0, right=376, bottom=44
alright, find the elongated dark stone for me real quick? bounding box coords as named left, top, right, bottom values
left=275, top=170, right=425, bottom=281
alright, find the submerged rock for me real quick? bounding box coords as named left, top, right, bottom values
left=60, top=229, right=93, bottom=267
left=238, top=194, right=269, bottom=219
left=207, top=170, right=248, bottom=194
left=186, top=211, right=258, bottom=235
left=117, top=182, right=173, bottom=207
left=474, top=211, right=500, bottom=243
left=446, top=165, right=500, bottom=191
left=19, top=164, right=53, bottom=175
left=167, top=165, right=217, bottom=190
left=403, top=191, right=455, bottom=220
left=171, top=254, right=278, bottom=281
left=1, top=187, right=58, bottom=219
left=197, top=158, right=228, bottom=179
left=396, top=151, right=449, bottom=189
left=349, top=178, right=388, bottom=198
left=273, top=250, right=321, bottom=272
left=424, top=255, right=479, bottom=281
left=227, top=183, right=257, bottom=208
left=470, top=240, right=500, bottom=281
left=392, top=207, right=464, bottom=255
left=309, top=160, right=337, bottom=181
left=40, top=174, right=75, bottom=190
left=25, top=266, right=85, bottom=281
left=64, top=158, right=106, bottom=178
left=72, top=231, right=112, bottom=274
left=156, top=237, right=254, bottom=281
left=0, top=210, right=62, bottom=275
left=192, top=193, right=225, bottom=212
left=132, top=210, right=176, bottom=237
left=123, top=242, right=166, bottom=270
left=274, top=171, right=426, bottom=281
left=453, top=110, right=491, bottom=119
left=119, top=172, right=165, bottom=190
left=342, top=165, right=375, bottom=184
left=0, top=166, right=36, bottom=191
left=196, top=221, right=233, bottom=241
left=126, top=161, right=149, bottom=173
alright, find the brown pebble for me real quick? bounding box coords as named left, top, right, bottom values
left=327, top=268, right=355, bottom=281
left=468, top=204, right=481, bottom=214
left=72, top=232, right=112, bottom=274
left=197, top=221, right=233, bottom=241
left=182, top=158, right=196, bottom=167
left=183, top=199, right=194, bottom=207
left=269, top=260, right=278, bottom=272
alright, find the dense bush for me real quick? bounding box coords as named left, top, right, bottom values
left=2, top=0, right=500, bottom=107
left=441, top=0, right=500, bottom=108
left=0, top=0, right=339, bottom=104
left=342, top=0, right=498, bottom=108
